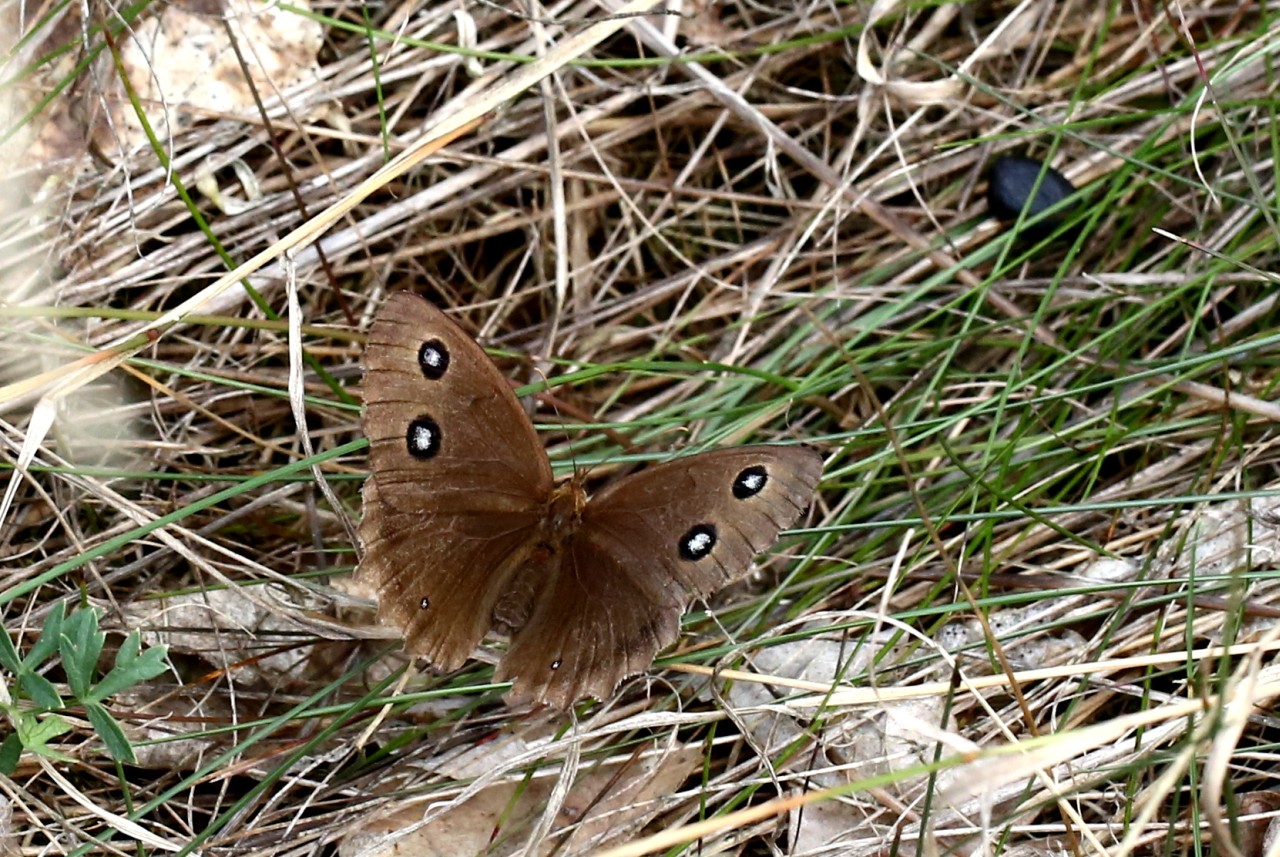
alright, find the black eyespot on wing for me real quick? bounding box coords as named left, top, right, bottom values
left=679, top=524, right=717, bottom=561
left=551, top=659, right=562, bottom=670
left=418, top=339, right=450, bottom=380
left=732, top=465, right=768, bottom=499
left=420, top=597, right=430, bottom=610
left=406, top=415, right=441, bottom=459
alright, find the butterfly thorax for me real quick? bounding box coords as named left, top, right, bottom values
left=544, top=478, right=587, bottom=535
left=491, top=479, right=586, bottom=634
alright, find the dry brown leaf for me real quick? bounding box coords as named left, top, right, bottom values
left=132, top=586, right=316, bottom=683
left=341, top=742, right=701, bottom=857
left=103, top=0, right=323, bottom=155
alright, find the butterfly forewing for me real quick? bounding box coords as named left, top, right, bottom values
left=358, top=292, right=554, bottom=671
left=583, top=446, right=823, bottom=597
left=498, top=445, right=822, bottom=705
left=362, top=293, right=552, bottom=508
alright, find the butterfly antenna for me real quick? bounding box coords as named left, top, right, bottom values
left=524, top=360, right=574, bottom=480
left=525, top=363, right=591, bottom=482
left=527, top=360, right=646, bottom=483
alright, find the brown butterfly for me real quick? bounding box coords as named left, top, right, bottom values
left=357, top=292, right=822, bottom=707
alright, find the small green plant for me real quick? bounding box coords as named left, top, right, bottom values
left=0, top=601, right=168, bottom=771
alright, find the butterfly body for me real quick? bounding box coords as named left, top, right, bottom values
left=358, top=292, right=821, bottom=707
left=490, top=481, right=585, bottom=632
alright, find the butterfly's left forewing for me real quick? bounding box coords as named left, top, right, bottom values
left=499, top=445, right=822, bottom=705
left=358, top=292, right=555, bottom=672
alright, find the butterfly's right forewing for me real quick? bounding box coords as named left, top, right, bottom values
left=358, top=292, right=554, bottom=672
left=499, top=446, right=822, bottom=705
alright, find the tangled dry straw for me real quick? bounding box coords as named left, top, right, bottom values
left=4, top=1, right=1280, bottom=855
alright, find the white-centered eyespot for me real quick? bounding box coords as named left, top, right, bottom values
left=418, top=338, right=450, bottom=380
left=733, top=465, right=768, bottom=499
left=679, top=524, right=717, bottom=561
left=406, top=415, right=441, bottom=459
